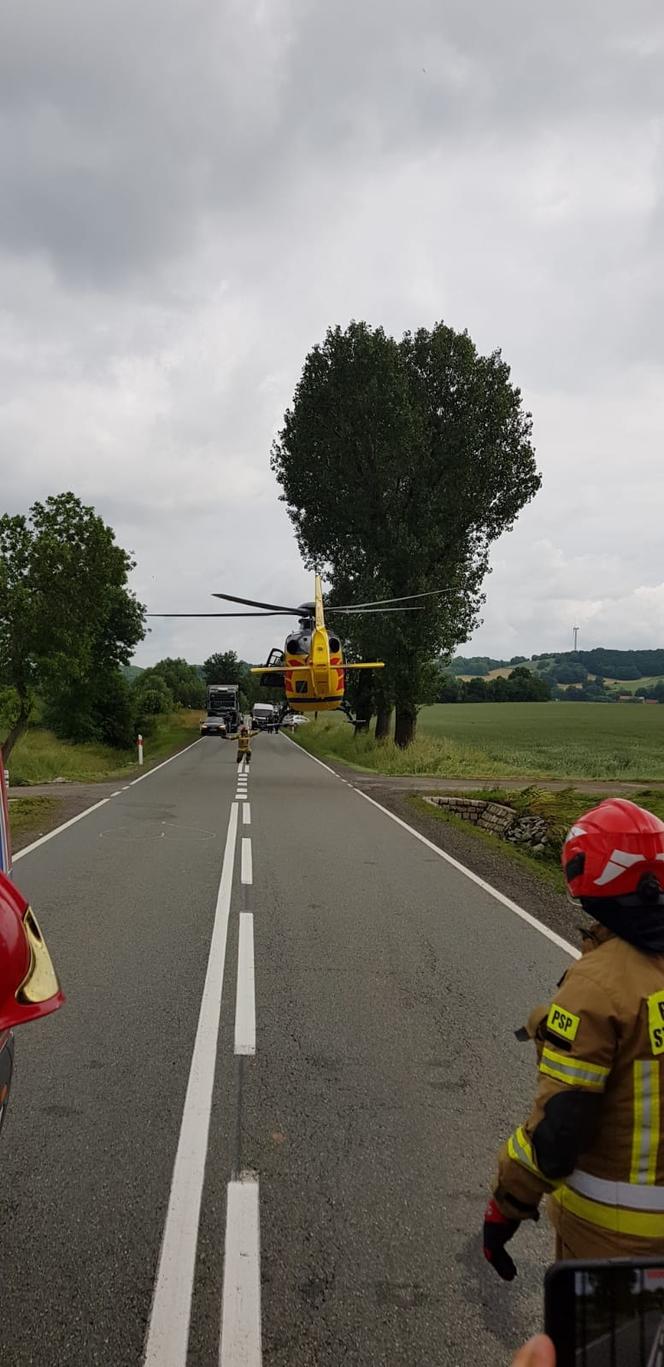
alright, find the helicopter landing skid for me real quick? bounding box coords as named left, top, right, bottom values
left=339, top=699, right=369, bottom=731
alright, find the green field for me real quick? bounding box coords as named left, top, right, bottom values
left=6, top=711, right=203, bottom=786
left=294, top=702, right=664, bottom=781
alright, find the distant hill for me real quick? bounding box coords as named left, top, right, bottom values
left=121, top=665, right=144, bottom=683
left=449, top=649, right=664, bottom=682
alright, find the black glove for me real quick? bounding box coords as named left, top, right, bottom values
left=482, top=1197, right=522, bottom=1281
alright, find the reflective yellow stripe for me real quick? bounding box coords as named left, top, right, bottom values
left=507, top=1127, right=555, bottom=1185
left=630, top=1060, right=661, bottom=1185
left=539, top=1047, right=609, bottom=1091
left=554, top=1184, right=664, bottom=1239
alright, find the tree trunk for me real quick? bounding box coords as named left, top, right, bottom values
left=1, top=692, right=31, bottom=762
left=394, top=702, right=417, bottom=748
left=374, top=706, right=392, bottom=740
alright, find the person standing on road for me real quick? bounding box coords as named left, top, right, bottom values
left=483, top=798, right=664, bottom=1278
left=234, top=724, right=257, bottom=766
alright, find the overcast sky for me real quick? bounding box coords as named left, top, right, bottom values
left=2, top=0, right=663, bottom=665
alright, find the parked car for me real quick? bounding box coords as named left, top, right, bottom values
left=200, top=716, right=227, bottom=737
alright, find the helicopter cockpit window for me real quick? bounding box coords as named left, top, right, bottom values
left=328, top=637, right=340, bottom=652
left=295, top=680, right=308, bottom=694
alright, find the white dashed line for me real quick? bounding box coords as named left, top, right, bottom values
left=144, top=802, right=239, bottom=1367
left=220, top=1174, right=262, bottom=1367
left=234, top=913, right=256, bottom=1055
left=241, top=837, right=253, bottom=885
left=111, top=790, right=122, bottom=797
left=243, top=804, right=251, bottom=825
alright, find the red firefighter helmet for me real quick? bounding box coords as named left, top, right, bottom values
left=562, top=798, right=664, bottom=905
left=0, top=871, right=64, bottom=1031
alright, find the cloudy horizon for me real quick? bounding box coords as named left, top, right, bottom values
left=2, top=0, right=663, bottom=666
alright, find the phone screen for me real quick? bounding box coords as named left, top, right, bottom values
left=545, top=1260, right=664, bottom=1366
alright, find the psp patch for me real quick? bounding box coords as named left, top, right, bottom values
left=647, top=991, right=664, bottom=1056
left=547, top=1003, right=580, bottom=1043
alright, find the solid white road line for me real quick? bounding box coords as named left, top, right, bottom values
left=130, top=737, right=202, bottom=786
left=282, top=734, right=580, bottom=961
left=243, top=804, right=251, bottom=825
left=234, top=914, right=256, bottom=1055
left=220, top=1174, right=262, bottom=1367
left=15, top=738, right=203, bottom=864
left=14, top=798, right=111, bottom=863
left=241, top=837, right=253, bottom=885
left=144, top=803, right=239, bottom=1367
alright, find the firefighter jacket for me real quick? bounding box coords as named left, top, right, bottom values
left=237, top=731, right=256, bottom=754
left=495, top=925, right=664, bottom=1256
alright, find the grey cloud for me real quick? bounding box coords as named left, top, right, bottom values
left=1, top=0, right=663, bottom=665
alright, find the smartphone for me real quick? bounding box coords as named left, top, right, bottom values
left=545, top=1259, right=664, bottom=1366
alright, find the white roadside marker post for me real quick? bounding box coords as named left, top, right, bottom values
left=137, top=733, right=144, bottom=766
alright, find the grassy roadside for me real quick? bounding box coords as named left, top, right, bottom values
left=293, top=703, right=664, bottom=781
left=8, top=796, right=59, bottom=841
left=6, top=711, right=203, bottom=786
left=409, top=786, right=664, bottom=894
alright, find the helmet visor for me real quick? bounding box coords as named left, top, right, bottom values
left=15, top=908, right=61, bottom=1006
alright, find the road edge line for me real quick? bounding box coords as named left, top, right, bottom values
left=13, top=798, right=111, bottom=863
left=128, top=737, right=202, bottom=786
left=283, top=734, right=579, bottom=961
left=13, top=738, right=202, bottom=863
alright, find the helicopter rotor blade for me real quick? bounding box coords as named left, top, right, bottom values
left=211, top=592, right=303, bottom=613
left=147, top=611, right=294, bottom=618
left=329, top=589, right=455, bottom=609
left=326, top=605, right=425, bottom=614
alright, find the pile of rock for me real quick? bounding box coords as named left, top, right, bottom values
left=503, top=814, right=550, bottom=854
left=423, top=796, right=552, bottom=854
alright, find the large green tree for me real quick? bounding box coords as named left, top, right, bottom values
left=140, top=658, right=205, bottom=709
left=203, top=651, right=244, bottom=686
left=272, top=321, right=541, bottom=744
left=0, top=492, right=146, bottom=755
left=203, top=651, right=263, bottom=710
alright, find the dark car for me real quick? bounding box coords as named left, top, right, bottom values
left=200, top=716, right=227, bottom=737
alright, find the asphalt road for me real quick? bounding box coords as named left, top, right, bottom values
left=1, top=733, right=576, bottom=1365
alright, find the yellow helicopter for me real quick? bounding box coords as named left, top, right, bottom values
left=151, top=574, right=439, bottom=721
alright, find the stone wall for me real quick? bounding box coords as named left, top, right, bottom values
left=423, top=796, right=551, bottom=854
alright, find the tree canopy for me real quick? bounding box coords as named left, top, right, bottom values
left=138, top=658, right=205, bottom=709
left=0, top=492, right=145, bottom=755
left=272, top=320, right=541, bottom=743
left=203, top=651, right=244, bottom=686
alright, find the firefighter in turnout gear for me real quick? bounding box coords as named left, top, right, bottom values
left=234, top=724, right=257, bottom=765
left=483, top=799, right=664, bottom=1278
